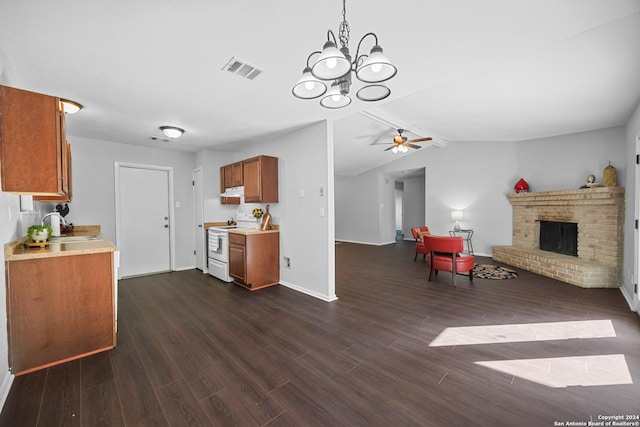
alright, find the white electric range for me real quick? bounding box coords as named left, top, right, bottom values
left=207, top=215, right=256, bottom=282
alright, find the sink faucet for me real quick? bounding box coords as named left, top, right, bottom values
left=41, top=211, right=67, bottom=226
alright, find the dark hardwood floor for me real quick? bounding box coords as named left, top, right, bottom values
left=1, top=241, right=639, bottom=426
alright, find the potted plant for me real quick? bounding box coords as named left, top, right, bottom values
left=27, top=224, right=52, bottom=243
left=252, top=208, right=264, bottom=229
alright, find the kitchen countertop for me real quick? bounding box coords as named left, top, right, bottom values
left=228, top=226, right=279, bottom=235
left=4, top=225, right=117, bottom=261
left=204, top=221, right=236, bottom=229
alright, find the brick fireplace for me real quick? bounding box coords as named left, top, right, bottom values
left=493, top=187, right=624, bottom=288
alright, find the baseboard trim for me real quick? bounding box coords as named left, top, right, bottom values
left=0, top=372, right=14, bottom=412
left=619, top=285, right=637, bottom=312
left=335, top=239, right=396, bottom=246
left=174, top=265, right=195, bottom=272
left=279, top=280, right=338, bottom=302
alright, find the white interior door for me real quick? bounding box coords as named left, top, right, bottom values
left=193, top=167, right=205, bottom=272
left=117, top=164, right=172, bottom=278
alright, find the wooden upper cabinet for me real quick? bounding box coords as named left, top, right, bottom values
left=34, top=141, right=72, bottom=202
left=243, top=155, right=278, bottom=203
left=220, top=161, right=243, bottom=205
left=223, top=161, right=243, bottom=189
left=0, top=85, right=69, bottom=195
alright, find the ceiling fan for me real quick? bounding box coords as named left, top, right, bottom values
left=380, top=129, right=432, bottom=153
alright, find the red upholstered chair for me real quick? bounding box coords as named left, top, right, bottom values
left=410, top=226, right=430, bottom=261
left=423, top=235, right=475, bottom=286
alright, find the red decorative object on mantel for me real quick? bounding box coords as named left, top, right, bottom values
left=514, top=178, right=529, bottom=193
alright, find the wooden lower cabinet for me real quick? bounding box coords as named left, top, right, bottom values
left=228, top=231, right=279, bottom=290
left=6, top=252, right=116, bottom=375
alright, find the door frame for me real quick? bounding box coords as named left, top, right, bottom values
left=193, top=166, right=206, bottom=273
left=635, top=135, right=639, bottom=312
left=114, top=162, right=176, bottom=278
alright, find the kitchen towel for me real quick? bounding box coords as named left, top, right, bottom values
left=210, top=236, right=219, bottom=251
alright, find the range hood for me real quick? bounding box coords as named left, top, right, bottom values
left=220, top=186, right=244, bottom=198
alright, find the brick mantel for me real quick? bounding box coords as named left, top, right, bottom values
left=493, top=187, right=624, bottom=288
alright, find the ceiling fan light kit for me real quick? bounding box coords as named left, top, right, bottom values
left=292, top=0, right=397, bottom=108
left=381, top=129, right=433, bottom=154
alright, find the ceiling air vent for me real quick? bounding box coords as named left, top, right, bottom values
left=222, top=57, right=265, bottom=81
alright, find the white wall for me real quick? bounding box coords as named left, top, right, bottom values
left=335, top=126, right=627, bottom=257
left=193, top=149, right=238, bottom=223
left=516, top=126, right=627, bottom=191
left=335, top=172, right=380, bottom=244
left=71, top=137, right=197, bottom=270
left=379, top=174, right=396, bottom=245
left=197, top=121, right=336, bottom=301
left=394, top=182, right=403, bottom=231
left=402, top=176, right=425, bottom=239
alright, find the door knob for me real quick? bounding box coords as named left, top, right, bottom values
left=164, top=216, right=169, bottom=220
left=164, top=224, right=169, bottom=228
left=198, top=224, right=203, bottom=228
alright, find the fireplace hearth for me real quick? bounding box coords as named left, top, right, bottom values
left=493, top=187, right=624, bottom=288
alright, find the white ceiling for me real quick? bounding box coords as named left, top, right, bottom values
left=1, top=0, right=639, bottom=177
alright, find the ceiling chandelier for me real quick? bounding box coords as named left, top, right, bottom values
left=292, top=0, right=397, bottom=109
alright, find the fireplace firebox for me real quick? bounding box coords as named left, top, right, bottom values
left=539, top=221, right=578, bottom=256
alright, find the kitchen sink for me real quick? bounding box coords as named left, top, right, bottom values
left=49, top=235, right=101, bottom=243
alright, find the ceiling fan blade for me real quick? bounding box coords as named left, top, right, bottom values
left=384, top=145, right=396, bottom=151
left=407, top=143, right=422, bottom=149
left=407, top=137, right=433, bottom=143
left=367, top=130, right=390, bottom=145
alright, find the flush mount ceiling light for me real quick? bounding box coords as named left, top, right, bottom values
left=292, top=0, right=397, bottom=108
left=60, top=99, right=83, bottom=114
left=159, top=126, right=185, bottom=139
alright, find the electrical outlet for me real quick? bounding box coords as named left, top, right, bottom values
left=284, top=257, right=290, bottom=268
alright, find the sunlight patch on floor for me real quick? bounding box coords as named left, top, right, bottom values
left=429, top=320, right=616, bottom=347
left=476, top=354, right=633, bottom=388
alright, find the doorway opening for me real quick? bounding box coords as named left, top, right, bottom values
left=395, top=168, right=425, bottom=241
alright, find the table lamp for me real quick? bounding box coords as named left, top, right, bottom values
left=451, top=210, right=464, bottom=232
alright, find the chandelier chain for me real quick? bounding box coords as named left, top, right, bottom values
left=338, top=0, right=350, bottom=48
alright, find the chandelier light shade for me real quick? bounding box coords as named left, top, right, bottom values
left=292, top=66, right=327, bottom=99
left=320, top=81, right=352, bottom=109
left=355, top=45, right=398, bottom=83
left=311, top=41, right=351, bottom=80
left=160, top=126, right=185, bottom=139
left=292, top=0, right=397, bottom=109
left=356, top=84, right=391, bottom=102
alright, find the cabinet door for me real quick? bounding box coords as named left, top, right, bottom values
left=223, top=164, right=234, bottom=189
left=7, top=252, right=115, bottom=374
left=231, top=162, right=243, bottom=187
left=221, top=165, right=240, bottom=205
left=222, top=162, right=244, bottom=190
left=243, top=157, right=261, bottom=202
left=244, top=156, right=278, bottom=203
left=34, top=141, right=72, bottom=202
left=0, top=85, right=67, bottom=195
left=229, top=243, right=246, bottom=283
